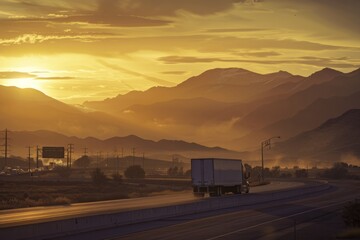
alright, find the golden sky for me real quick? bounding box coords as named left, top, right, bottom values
left=0, top=0, right=359, bottom=103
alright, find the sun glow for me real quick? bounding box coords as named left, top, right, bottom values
left=5, top=78, right=43, bottom=91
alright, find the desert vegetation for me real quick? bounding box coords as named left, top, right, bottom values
left=0, top=176, right=191, bottom=210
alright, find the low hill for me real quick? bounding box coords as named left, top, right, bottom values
left=5, top=130, right=240, bottom=162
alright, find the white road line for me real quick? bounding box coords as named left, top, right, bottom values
left=205, top=199, right=353, bottom=240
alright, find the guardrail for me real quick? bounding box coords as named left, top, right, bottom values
left=0, top=181, right=330, bottom=240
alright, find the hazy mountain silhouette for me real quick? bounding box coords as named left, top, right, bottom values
left=7, top=130, right=238, bottom=160
left=81, top=68, right=307, bottom=146
left=232, top=90, right=360, bottom=150
left=0, top=86, right=157, bottom=139
left=84, top=68, right=296, bottom=113
left=122, top=97, right=249, bottom=125
left=233, top=68, right=348, bottom=132
left=273, top=109, right=360, bottom=166
left=2, top=67, right=359, bottom=156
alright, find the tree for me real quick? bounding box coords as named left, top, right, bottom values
left=168, top=166, right=180, bottom=176
left=124, top=165, right=145, bottom=179
left=323, top=162, right=348, bottom=179
left=54, top=166, right=71, bottom=178
left=184, top=169, right=191, bottom=177
left=271, top=166, right=281, bottom=177
left=111, top=173, right=123, bottom=183
left=295, top=169, right=308, bottom=178
left=73, top=155, right=91, bottom=168
left=91, top=168, right=108, bottom=184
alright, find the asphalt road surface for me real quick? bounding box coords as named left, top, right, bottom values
left=0, top=180, right=302, bottom=228
left=47, top=180, right=359, bottom=240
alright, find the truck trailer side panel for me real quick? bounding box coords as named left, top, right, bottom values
left=213, top=159, right=243, bottom=186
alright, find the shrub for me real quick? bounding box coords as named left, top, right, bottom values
left=124, top=165, right=145, bottom=179
left=323, top=162, right=348, bottom=179
left=295, top=169, right=308, bottom=178
left=111, top=173, right=123, bottom=183
left=280, top=172, right=292, bottom=178
left=91, top=168, right=108, bottom=184
left=53, top=196, right=71, bottom=205
left=54, top=166, right=71, bottom=178
left=343, top=200, right=360, bottom=227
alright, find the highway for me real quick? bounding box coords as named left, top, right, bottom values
left=45, top=180, right=359, bottom=240
left=0, top=180, right=303, bottom=228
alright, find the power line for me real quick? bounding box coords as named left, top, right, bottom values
left=132, top=147, right=135, bottom=166
left=26, top=146, right=32, bottom=175
left=67, top=144, right=74, bottom=168
left=36, top=145, right=41, bottom=169
left=83, top=147, right=88, bottom=156
left=1, top=129, right=10, bottom=169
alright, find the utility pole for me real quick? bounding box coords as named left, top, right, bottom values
left=116, top=153, right=119, bottom=174
left=4, top=129, right=8, bottom=168
left=97, top=151, right=102, bottom=168
left=132, top=147, right=135, bottom=166
left=68, top=144, right=74, bottom=168
left=106, top=152, right=109, bottom=168
left=261, top=136, right=280, bottom=183
left=1, top=129, right=10, bottom=169
left=83, top=147, right=88, bottom=156
left=66, top=147, right=69, bottom=168
left=142, top=152, right=145, bottom=170
left=121, top=148, right=124, bottom=169
left=36, top=146, right=39, bottom=169
left=27, top=146, right=32, bottom=175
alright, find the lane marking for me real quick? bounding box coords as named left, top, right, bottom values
left=205, top=199, right=356, bottom=240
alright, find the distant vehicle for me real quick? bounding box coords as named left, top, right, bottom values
left=191, top=158, right=250, bottom=197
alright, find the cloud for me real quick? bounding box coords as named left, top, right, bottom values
left=206, top=28, right=268, bottom=33
left=0, top=33, right=111, bottom=46
left=2, top=14, right=170, bottom=27
left=262, top=0, right=360, bottom=37
left=0, top=71, right=36, bottom=79
left=161, top=71, right=187, bottom=75
left=159, top=56, right=219, bottom=64
left=110, top=0, right=244, bottom=17
left=99, top=60, right=175, bottom=86
left=158, top=55, right=358, bottom=68
left=36, top=76, right=75, bottom=80
left=240, top=51, right=282, bottom=57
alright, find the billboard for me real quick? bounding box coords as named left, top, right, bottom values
left=42, top=147, right=65, bottom=158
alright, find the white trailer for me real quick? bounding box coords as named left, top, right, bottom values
left=191, top=158, right=250, bottom=197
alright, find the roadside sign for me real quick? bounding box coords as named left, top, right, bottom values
left=42, top=147, right=65, bottom=158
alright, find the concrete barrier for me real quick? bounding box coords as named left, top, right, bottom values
left=0, top=181, right=329, bottom=240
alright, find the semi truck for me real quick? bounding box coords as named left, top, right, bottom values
left=191, top=158, right=250, bottom=197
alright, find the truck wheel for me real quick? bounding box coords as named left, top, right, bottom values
left=218, top=186, right=224, bottom=196
left=194, top=192, right=205, bottom=197
left=209, top=192, right=217, bottom=197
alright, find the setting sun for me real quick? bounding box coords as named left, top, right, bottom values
left=5, top=77, right=43, bottom=91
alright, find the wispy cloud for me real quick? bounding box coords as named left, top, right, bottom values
left=0, top=33, right=114, bottom=46
left=36, top=76, right=75, bottom=80
left=161, top=71, right=187, bottom=75
left=158, top=55, right=359, bottom=68
left=99, top=60, right=175, bottom=86
left=0, top=71, right=36, bottom=79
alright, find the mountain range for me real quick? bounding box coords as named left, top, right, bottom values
left=4, top=130, right=238, bottom=162
left=1, top=66, right=360, bottom=166
left=271, top=109, right=360, bottom=167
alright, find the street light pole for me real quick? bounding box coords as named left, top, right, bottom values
left=261, top=136, right=280, bottom=183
